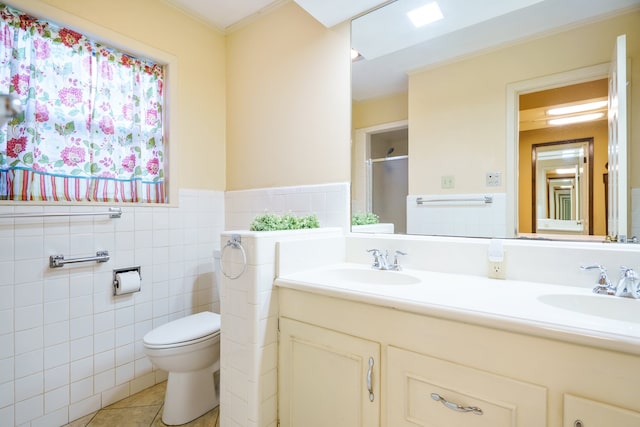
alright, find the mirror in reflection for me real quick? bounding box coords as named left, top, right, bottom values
left=531, top=139, right=593, bottom=235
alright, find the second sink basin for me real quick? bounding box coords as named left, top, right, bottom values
left=312, top=267, right=421, bottom=286
left=537, top=294, right=640, bottom=323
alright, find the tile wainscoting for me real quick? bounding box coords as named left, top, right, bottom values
left=225, top=182, right=350, bottom=232
left=0, top=189, right=224, bottom=427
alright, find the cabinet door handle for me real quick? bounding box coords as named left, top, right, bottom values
left=367, top=357, right=374, bottom=402
left=431, top=393, right=483, bottom=415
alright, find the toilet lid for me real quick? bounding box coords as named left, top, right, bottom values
left=143, top=311, right=221, bottom=346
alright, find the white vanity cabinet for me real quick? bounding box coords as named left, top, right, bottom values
left=277, top=286, right=640, bottom=427
left=278, top=318, right=380, bottom=427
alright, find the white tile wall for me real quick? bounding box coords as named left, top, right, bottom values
left=0, top=188, right=224, bottom=427
left=225, top=182, right=351, bottom=232
left=219, top=228, right=344, bottom=427
left=345, top=233, right=640, bottom=287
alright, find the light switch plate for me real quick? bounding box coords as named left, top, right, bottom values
left=486, top=172, right=502, bottom=187
left=441, top=175, right=455, bottom=189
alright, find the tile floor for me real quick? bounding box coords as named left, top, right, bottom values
left=63, top=381, right=220, bottom=427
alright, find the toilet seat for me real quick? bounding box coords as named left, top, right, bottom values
left=143, top=311, right=221, bottom=349
left=143, top=331, right=220, bottom=350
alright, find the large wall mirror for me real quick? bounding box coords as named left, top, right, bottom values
left=351, top=0, right=639, bottom=242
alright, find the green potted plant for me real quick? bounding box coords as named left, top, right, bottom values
left=250, top=213, right=320, bottom=231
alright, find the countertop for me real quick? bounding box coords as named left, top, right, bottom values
left=275, top=263, right=640, bottom=356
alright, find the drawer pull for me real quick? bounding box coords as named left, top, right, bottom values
left=367, top=357, right=374, bottom=402
left=431, top=393, right=483, bottom=415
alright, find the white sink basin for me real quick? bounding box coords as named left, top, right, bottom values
left=312, top=267, right=421, bottom=286
left=537, top=294, right=640, bottom=323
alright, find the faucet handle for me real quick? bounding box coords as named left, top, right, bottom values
left=367, top=248, right=383, bottom=268
left=617, top=266, right=640, bottom=298
left=620, top=266, right=637, bottom=278
left=392, top=251, right=407, bottom=270
left=581, top=264, right=613, bottom=294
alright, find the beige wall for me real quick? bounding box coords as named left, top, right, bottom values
left=408, top=11, right=640, bottom=195
left=352, top=92, right=408, bottom=130
left=14, top=0, right=227, bottom=192
left=225, top=2, right=351, bottom=191
left=7, top=1, right=352, bottom=194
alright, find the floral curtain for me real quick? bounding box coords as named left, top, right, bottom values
left=0, top=3, right=166, bottom=203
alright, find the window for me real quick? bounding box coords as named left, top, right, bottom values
left=0, top=3, right=167, bottom=203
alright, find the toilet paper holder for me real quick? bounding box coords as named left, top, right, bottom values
left=113, top=266, right=142, bottom=296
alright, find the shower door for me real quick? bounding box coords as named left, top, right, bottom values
left=368, top=155, right=408, bottom=234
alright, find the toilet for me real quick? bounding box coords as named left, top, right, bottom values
left=142, top=250, right=223, bottom=425
left=143, top=311, right=221, bottom=425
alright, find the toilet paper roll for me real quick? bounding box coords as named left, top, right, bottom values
left=115, top=270, right=141, bottom=295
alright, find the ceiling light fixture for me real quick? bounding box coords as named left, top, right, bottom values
left=407, top=2, right=443, bottom=28
left=547, top=100, right=608, bottom=116
left=351, top=48, right=364, bottom=62
left=548, top=112, right=605, bottom=126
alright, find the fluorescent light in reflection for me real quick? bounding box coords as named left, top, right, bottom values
left=561, top=148, right=582, bottom=158
left=548, top=112, right=604, bottom=126
left=547, top=100, right=608, bottom=116
left=555, top=168, right=580, bottom=174
left=407, top=2, right=443, bottom=28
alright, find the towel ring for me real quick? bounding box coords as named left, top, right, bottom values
left=220, top=235, right=247, bottom=280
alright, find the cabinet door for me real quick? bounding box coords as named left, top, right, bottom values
left=564, top=394, right=640, bottom=427
left=279, top=318, right=380, bottom=427
left=387, top=346, right=546, bottom=427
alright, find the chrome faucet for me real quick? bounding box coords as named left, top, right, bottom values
left=367, top=249, right=406, bottom=270
left=581, top=264, right=640, bottom=298
left=580, top=264, right=615, bottom=295
left=615, top=266, right=640, bottom=299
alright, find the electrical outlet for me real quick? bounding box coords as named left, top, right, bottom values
left=488, top=260, right=505, bottom=279
left=441, top=175, right=455, bottom=189
left=486, top=172, right=502, bottom=187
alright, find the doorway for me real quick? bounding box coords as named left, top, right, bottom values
left=508, top=35, right=629, bottom=240
left=518, top=80, right=608, bottom=236
left=352, top=120, right=409, bottom=234
left=368, top=128, right=408, bottom=233
left=506, top=62, right=612, bottom=238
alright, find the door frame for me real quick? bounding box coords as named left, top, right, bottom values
left=506, top=63, right=610, bottom=237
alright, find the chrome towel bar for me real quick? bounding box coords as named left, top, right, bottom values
left=49, top=250, right=110, bottom=268
left=0, top=207, right=122, bottom=219
left=416, top=196, right=493, bottom=205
